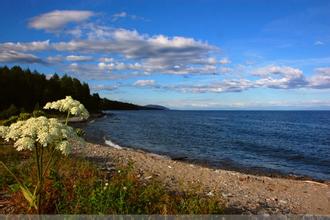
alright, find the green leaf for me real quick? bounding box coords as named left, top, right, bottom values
left=9, top=183, right=20, bottom=192
left=19, top=184, right=37, bottom=210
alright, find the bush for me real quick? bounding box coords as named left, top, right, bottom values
left=18, top=113, right=31, bottom=121
left=75, top=128, right=86, bottom=137
left=32, top=110, right=45, bottom=117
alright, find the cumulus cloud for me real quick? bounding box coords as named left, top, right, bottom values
left=0, top=25, right=222, bottom=75
left=28, top=10, right=94, bottom=32
left=136, top=65, right=330, bottom=94
left=66, top=55, right=93, bottom=62
left=50, top=27, right=219, bottom=75
left=134, top=80, right=155, bottom=87
left=308, top=67, right=330, bottom=89
left=0, top=50, right=45, bottom=64
left=253, top=65, right=307, bottom=89
left=0, top=40, right=50, bottom=51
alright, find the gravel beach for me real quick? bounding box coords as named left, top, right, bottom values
left=73, top=142, right=330, bottom=215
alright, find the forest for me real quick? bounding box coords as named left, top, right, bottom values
left=0, top=66, right=154, bottom=119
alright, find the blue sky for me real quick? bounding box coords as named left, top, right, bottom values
left=0, top=0, right=330, bottom=109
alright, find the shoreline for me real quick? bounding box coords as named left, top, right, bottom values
left=73, top=141, right=329, bottom=215
left=87, top=137, right=329, bottom=184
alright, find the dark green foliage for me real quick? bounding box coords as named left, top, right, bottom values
left=32, top=110, right=45, bottom=117
left=2, top=115, right=19, bottom=126
left=0, top=65, right=151, bottom=115
left=0, top=104, right=19, bottom=120
left=18, top=113, right=31, bottom=121
left=75, top=128, right=86, bottom=137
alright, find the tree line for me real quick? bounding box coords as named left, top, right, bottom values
left=0, top=66, right=151, bottom=119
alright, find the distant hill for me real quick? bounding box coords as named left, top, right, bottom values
left=144, top=105, right=169, bottom=110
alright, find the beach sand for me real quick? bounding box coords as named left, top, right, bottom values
left=73, top=142, right=330, bottom=215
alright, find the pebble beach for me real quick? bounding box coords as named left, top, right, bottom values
left=73, top=142, right=330, bottom=215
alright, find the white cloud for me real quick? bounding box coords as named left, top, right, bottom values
left=66, top=55, right=93, bottom=62
left=111, top=11, right=147, bottom=22
left=219, top=57, right=230, bottom=64
left=0, top=26, right=222, bottom=75
left=91, top=84, right=118, bottom=91
left=0, top=40, right=50, bottom=51
left=308, top=67, right=330, bottom=89
left=99, top=57, right=114, bottom=62
left=112, top=12, right=128, bottom=21
left=253, top=65, right=307, bottom=89
left=0, top=50, right=45, bottom=63
left=52, top=28, right=218, bottom=75
left=134, top=80, right=155, bottom=87
left=47, top=55, right=63, bottom=63
left=171, top=79, right=254, bottom=93
left=314, top=41, right=324, bottom=46
left=28, top=10, right=94, bottom=32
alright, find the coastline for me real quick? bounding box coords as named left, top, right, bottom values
left=86, top=136, right=328, bottom=183
left=73, top=141, right=329, bottom=215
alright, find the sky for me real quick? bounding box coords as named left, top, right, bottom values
left=0, top=0, right=330, bottom=110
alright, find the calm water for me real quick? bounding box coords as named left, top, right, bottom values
left=80, top=111, right=330, bottom=180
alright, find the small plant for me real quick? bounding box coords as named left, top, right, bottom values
left=32, top=110, right=45, bottom=117
left=18, top=113, right=31, bottom=121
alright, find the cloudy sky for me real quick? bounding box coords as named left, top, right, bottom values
left=1, top=0, right=330, bottom=109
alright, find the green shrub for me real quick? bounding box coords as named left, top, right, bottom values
left=32, top=110, right=45, bottom=117
left=75, top=128, right=86, bottom=137
left=18, top=113, right=31, bottom=121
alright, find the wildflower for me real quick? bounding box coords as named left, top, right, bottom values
left=0, top=126, right=9, bottom=137
left=44, top=96, right=89, bottom=119
left=123, top=186, right=127, bottom=191
left=0, top=116, right=83, bottom=155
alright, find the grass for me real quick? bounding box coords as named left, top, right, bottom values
left=0, top=141, right=224, bottom=214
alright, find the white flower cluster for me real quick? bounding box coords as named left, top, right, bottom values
left=0, top=116, right=82, bottom=155
left=44, top=96, right=89, bottom=119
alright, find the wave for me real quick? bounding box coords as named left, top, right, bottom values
left=89, top=119, right=95, bottom=124
left=104, top=138, right=123, bottom=149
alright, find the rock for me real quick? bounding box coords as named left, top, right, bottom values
left=222, top=193, right=233, bottom=198
left=257, top=209, right=270, bottom=215
left=279, top=200, right=287, bottom=204
left=206, top=191, right=214, bottom=197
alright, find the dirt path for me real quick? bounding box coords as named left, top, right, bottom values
left=75, top=143, right=330, bottom=215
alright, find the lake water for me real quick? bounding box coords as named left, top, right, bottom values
left=80, top=110, right=330, bottom=181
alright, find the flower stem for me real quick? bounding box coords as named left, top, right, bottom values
left=65, top=111, right=70, bottom=125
